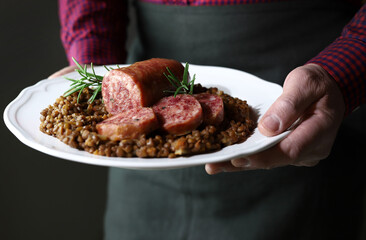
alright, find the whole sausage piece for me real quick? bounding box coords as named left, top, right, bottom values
left=102, top=58, right=185, bottom=115
left=152, top=94, right=203, bottom=135
left=194, top=93, right=224, bottom=126
left=96, top=107, right=159, bottom=140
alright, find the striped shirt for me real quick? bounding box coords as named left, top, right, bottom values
left=58, top=0, right=366, bottom=114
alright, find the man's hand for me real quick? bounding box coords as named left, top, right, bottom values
left=205, top=64, right=345, bottom=174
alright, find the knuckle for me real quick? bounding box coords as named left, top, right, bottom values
left=287, top=65, right=325, bottom=95
left=280, top=96, right=297, bottom=110
left=276, top=96, right=298, bottom=118
left=287, top=66, right=318, bottom=84
left=316, top=148, right=331, bottom=160
left=291, top=147, right=330, bottom=167
left=286, top=143, right=301, bottom=163
left=312, top=140, right=333, bottom=160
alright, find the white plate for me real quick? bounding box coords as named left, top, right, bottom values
left=3, top=64, right=289, bottom=169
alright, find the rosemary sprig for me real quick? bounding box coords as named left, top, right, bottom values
left=63, top=57, right=105, bottom=104
left=164, top=62, right=196, bottom=97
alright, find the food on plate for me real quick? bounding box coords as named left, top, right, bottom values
left=152, top=94, right=203, bottom=135
left=102, top=58, right=184, bottom=114
left=40, top=58, right=255, bottom=158
left=194, top=93, right=224, bottom=126
left=96, top=107, right=159, bottom=140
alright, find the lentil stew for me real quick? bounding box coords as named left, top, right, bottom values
left=39, top=85, right=256, bottom=158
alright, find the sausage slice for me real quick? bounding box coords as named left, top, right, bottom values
left=194, top=93, right=224, bottom=126
left=96, top=108, right=159, bottom=140
left=152, top=94, right=203, bottom=135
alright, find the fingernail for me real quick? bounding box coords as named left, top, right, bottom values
left=232, top=158, right=251, bottom=168
left=261, top=115, right=280, bottom=132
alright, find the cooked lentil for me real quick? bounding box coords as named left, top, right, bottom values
left=39, top=85, right=256, bottom=158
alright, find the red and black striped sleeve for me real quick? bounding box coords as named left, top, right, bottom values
left=308, top=4, right=366, bottom=114
left=58, top=0, right=128, bottom=65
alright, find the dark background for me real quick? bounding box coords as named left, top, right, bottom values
left=0, top=1, right=365, bottom=240
left=0, top=1, right=108, bottom=239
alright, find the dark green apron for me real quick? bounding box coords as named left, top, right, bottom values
left=105, top=1, right=365, bottom=239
